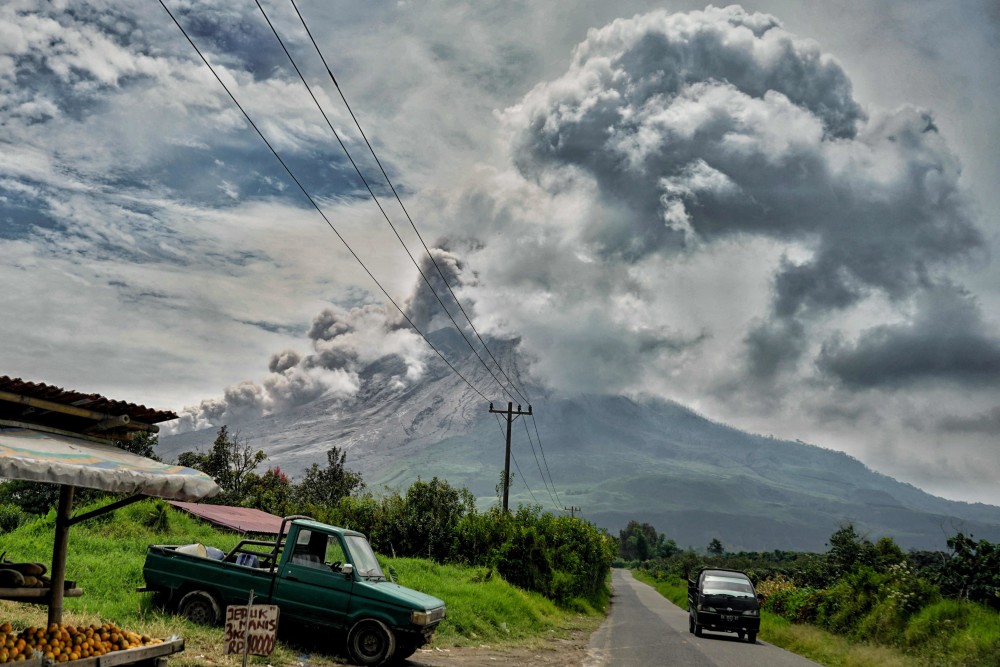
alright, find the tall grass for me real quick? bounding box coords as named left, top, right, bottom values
left=902, top=599, right=1000, bottom=666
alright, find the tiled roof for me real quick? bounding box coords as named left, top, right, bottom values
left=0, top=375, right=177, bottom=439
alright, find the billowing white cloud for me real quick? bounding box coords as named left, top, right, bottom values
left=430, top=6, right=998, bottom=502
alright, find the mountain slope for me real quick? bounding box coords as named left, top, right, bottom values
left=160, top=330, right=1000, bottom=552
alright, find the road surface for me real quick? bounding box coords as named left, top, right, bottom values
left=584, top=569, right=821, bottom=667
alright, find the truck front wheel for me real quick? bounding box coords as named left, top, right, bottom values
left=346, top=619, right=396, bottom=666
left=390, top=639, right=418, bottom=664
left=177, top=590, right=222, bottom=626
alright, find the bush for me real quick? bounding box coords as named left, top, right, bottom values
left=765, top=584, right=827, bottom=625
left=329, top=484, right=613, bottom=607
left=0, top=502, right=27, bottom=533
left=817, top=567, right=886, bottom=635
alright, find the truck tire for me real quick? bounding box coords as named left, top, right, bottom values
left=177, top=590, right=222, bottom=626
left=747, top=631, right=757, bottom=644
left=389, top=639, right=418, bottom=664
left=346, top=618, right=396, bottom=666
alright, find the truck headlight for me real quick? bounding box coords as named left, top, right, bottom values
left=412, top=607, right=446, bottom=626
left=697, top=604, right=716, bottom=612
left=742, top=609, right=759, bottom=616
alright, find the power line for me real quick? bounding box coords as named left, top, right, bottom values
left=509, top=451, right=539, bottom=506
left=252, top=0, right=523, bottom=406
left=163, top=0, right=564, bottom=510
left=522, top=417, right=559, bottom=508
left=158, top=0, right=492, bottom=405
left=529, top=413, right=562, bottom=506
left=262, top=0, right=565, bottom=504
left=285, top=0, right=531, bottom=406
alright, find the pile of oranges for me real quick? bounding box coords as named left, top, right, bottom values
left=0, top=621, right=162, bottom=663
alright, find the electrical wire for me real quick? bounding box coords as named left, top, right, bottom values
left=285, top=0, right=531, bottom=406
left=492, top=413, right=542, bottom=508
left=509, top=450, right=539, bottom=506
left=163, top=0, right=564, bottom=508
left=529, top=413, right=562, bottom=507
left=251, top=0, right=520, bottom=406
left=158, top=0, right=492, bottom=404
left=522, top=417, right=559, bottom=508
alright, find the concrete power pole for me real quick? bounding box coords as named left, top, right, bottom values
left=489, top=401, right=532, bottom=512
left=564, top=505, right=581, bottom=518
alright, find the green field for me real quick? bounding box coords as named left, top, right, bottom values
left=0, top=498, right=601, bottom=666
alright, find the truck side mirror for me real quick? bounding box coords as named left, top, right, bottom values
left=341, top=563, right=354, bottom=577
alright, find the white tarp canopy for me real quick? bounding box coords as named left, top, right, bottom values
left=0, top=427, right=220, bottom=501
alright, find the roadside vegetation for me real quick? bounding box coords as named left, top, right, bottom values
left=621, top=521, right=1000, bottom=667
left=0, top=427, right=614, bottom=663
left=0, top=498, right=600, bottom=665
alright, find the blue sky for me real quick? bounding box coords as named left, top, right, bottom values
left=2, top=1, right=999, bottom=505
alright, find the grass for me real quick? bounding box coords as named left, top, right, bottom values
left=0, top=499, right=603, bottom=665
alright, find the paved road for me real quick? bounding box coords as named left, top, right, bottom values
left=585, top=569, right=820, bottom=667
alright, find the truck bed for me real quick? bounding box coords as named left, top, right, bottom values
left=143, top=545, right=276, bottom=607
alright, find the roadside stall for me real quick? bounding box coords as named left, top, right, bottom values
left=0, top=376, right=221, bottom=665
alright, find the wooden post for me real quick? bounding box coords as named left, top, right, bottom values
left=48, top=484, right=74, bottom=626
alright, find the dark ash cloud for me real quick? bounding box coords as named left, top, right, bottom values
left=817, top=286, right=1000, bottom=388
left=268, top=349, right=301, bottom=373
left=743, top=318, right=807, bottom=380
left=168, top=247, right=466, bottom=433
left=938, top=407, right=1000, bottom=435
left=399, top=246, right=471, bottom=332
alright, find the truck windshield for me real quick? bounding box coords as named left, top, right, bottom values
left=703, top=575, right=754, bottom=598
left=344, top=535, right=385, bottom=579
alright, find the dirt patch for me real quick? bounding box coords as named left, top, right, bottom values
left=405, top=618, right=599, bottom=667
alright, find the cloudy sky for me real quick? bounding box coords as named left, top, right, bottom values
left=2, top=1, right=998, bottom=505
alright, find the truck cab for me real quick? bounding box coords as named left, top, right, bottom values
left=687, top=567, right=760, bottom=643
left=143, top=517, right=445, bottom=665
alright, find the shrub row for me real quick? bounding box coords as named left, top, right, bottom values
left=294, top=478, right=614, bottom=607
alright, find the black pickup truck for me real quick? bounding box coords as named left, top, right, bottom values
left=688, top=567, right=760, bottom=643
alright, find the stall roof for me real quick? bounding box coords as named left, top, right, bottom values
left=0, top=427, right=219, bottom=501
left=167, top=501, right=285, bottom=535
left=0, top=375, right=177, bottom=441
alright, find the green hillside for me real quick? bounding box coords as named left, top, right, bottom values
left=376, top=396, right=1000, bottom=552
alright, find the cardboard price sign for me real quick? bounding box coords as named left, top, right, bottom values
left=224, top=604, right=280, bottom=656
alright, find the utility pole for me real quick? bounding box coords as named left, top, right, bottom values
left=564, top=506, right=581, bottom=518
left=489, top=401, right=532, bottom=513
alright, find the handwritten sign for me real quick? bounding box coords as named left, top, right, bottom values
left=224, top=603, right=280, bottom=656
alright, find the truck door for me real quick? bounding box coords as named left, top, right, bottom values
left=273, top=528, right=353, bottom=628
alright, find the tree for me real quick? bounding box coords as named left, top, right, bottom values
left=655, top=534, right=680, bottom=559
left=243, top=467, right=293, bottom=515
left=619, top=521, right=658, bottom=561
left=177, top=426, right=266, bottom=502
left=0, top=480, right=61, bottom=516
left=400, top=477, right=475, bottom=561
left=294, top=447, right=364, bottom=508
left=940, top=532, right=1000, bottom=608
left=828, top=523, right=876, bottom=575
left=114, top=430, right=159, bottom=460
left=707, top=538, right=725, bottom=557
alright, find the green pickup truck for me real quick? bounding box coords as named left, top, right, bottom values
left=141, top=516, right=445, bottom=665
